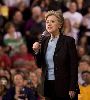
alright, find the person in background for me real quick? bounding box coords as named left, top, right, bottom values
left=77, top=46, right=87, bottom=61
left=25, top=6, right=45, bottom=54
left=16, top=1, right=30, bottom=21
left=0, top=45, right=11, bottom=69
left=78, top=55, right=90, bottom=85
left=63, top=1, right=83, bottom=42
left=29, top=72, right=45, bottom=100
left=3, top=72, right=36, bottom=100
left=64, top=18, right=77, bottom=44
left=78, top=71, right=90, bottom=100
left=0, top=80, right=7, bottom=100
left=82, top=5, right=90, bottom=32
left=11, top=43, right=37, bottom=71
left=25, top=6, right=45, bottom=34
left=75, top=0, right=86, bottom=15
left=4, top=22, right=24, bottom=56
left=11, top=10, right=25, bottom=36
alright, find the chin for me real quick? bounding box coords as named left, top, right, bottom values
left=47, top=30, right=54, bottom=33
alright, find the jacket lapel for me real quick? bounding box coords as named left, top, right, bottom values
left=43, top=34, right=64, bottom=55
left=43, top=36, right=50, bottom=55
left=54, top=35, right=64, bottom=54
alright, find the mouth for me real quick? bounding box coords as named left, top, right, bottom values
left=47, top=27, right=52, bottom=30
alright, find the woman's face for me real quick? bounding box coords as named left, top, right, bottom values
left=64, top=19, right=71, bottom=28
left=8, top=26, right=15, bottom=33
left=46, top=15, right=60, bottom=35
left=30, top=73, right=38, bottom=85
left=79, top=62, right=89, bottom=71
left=14, top=74, right=24, bottom=87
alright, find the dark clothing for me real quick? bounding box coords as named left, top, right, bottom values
left=3, top=87, right=36, bottom=100
left=44, top=80, right=78, bottom=100
left=36, top=34, right=78, bottom=98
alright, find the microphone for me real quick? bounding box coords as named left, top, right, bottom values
left=39, top=30, right=47, bottom=44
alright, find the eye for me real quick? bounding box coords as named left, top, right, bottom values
left=51, top=20, right=55, bottom=23
left=46, top=21, right=49, bottom=24
left=46, top=20, right=56, bottom=24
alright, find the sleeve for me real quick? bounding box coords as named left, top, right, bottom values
left=34, top=36, right=46, bottom=68
left=67, top=37, right=78, bottom=91
left=34, top=48, right=42, bottom=68
left=27, top=88, right=37, bottom=100
left=2, top=88, right=14, bottom=100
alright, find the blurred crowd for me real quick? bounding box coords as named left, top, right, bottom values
left=0, top=0, right=90, bottom=100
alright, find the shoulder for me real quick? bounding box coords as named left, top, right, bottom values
left=75, top=12, right=83, bottom=17
left=4, top=34, right=9, bottom=40
left=41, top=35, right=50, bottom=43
left=15, top=32, right=22, bottom=37
left=5, top=87, right=15, bottom=95
left=62, top=35, right=75, bottom=40
left=62, top=35, right=75, bottom=44
left=3, top=87, right=15, bottom=100
left=63, top=11, right=70, bottom=16
left=24, top=87, right=34, bottom=94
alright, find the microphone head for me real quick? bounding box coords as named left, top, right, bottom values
left=39, top=30, right=50, bottom=43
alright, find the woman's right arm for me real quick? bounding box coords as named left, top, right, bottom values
left=32, top=42, right=42, bottom=68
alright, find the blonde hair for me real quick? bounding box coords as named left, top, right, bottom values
left=45, top=10, right=64, bottom=33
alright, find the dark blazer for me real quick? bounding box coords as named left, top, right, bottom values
left=36, top=34, right=78, bottom=97
left=3, top=87, right=36, bottom=100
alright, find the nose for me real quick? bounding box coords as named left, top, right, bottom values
left=47, top=21, right=52, bottom=26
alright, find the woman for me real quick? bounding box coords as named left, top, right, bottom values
left=29, top=71, right=45, bottom=100
left=64, top=18, right=77, bottom=44
left=33, top=10, right=78, bottom=100
left=3, top=72, right=36, bottom=100
left=4, top=22, right=24, bottom=56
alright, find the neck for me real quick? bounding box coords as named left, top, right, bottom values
left=70, top=11, right=76, bottom=13
left=51, top=30, right=60, bottom=38
left=9, top=32, right=14, bottom=35
left=64, top=28, right=71, bottom=33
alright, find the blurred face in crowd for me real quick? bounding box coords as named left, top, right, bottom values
left=0, top=78, right=8, bottom=87
left=64, top=18, right=71, bottom=30
left=30, top=72, right=38, bottom=86
left=82, top=72, right=90, bottom=84
left=4, top=70, right=11, bottom=80
left=13, top=11, right=23, bottom=23
left=45, top=0, right=50, bottom=5
left=7, top=25, right=16, bottom=34
left=32, top=6, right=42, bottom=20
left=80, top=36, right=87, bottom=45
left=10, top=69, right=16, bottom=76
left=78, top=47, right=86, bottom=57
left=69, top=2, right=77, bottom=13
left=19, top=44, right=28, bottom=54
left=18, top=2, right=26, bottom=12
left=46, top=15, right=60, bottom=36
left=0, top=69, right=5, bottom=76
left=35, top=68, right=42, bottom=78
left=14, top=74, right=24, bottom=87
left=79, top=61, right=90, bottom=72
left=0, top=46, right=4, bottom=55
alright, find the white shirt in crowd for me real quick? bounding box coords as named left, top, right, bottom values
left=3, top=0, right=30, bottom=7
left=4, top=32, right=22, bottom=40
left=63, top=11, right=83, bottom=42
left=82, top=15, right=90, bottom=29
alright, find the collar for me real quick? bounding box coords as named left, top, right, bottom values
left=50, top=34, right=59, bottom=41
